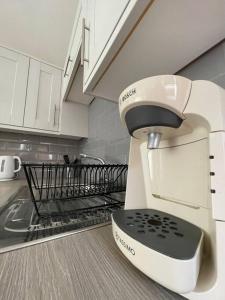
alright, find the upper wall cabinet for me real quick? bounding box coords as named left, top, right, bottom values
left=61, top=0, right=83, bottom=100
left=24, top=59, right=62, bottom=132
left=63, top=0, right=148, bottom=104
left=60, top=101, right=88, bottom=138
left=83, top=0, right=130, bottom=83
left=64, top=0, right=225, bottom=104
left=62, top=0, right=93, bottom=105
left=0, top=45, right=88, bottom=139
left=86, top=0, right=225, bottom=101
left=82, top=0, right=149, bottom=88
left=0, top=47, right=29, bottom=126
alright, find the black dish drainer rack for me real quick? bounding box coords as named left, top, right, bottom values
left=23, top=163, right=128, bottom=218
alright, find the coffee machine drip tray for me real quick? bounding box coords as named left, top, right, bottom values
left=112, top=209, right=204, bottom=293
left=113, top=209, right=202, bottom=259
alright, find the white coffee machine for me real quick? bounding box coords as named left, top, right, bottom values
left=112, top=75, right=225, bottom=300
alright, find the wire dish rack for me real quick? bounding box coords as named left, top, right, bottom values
left=23, top=163, right=128, bottom=218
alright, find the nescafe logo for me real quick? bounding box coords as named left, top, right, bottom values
left=115, top=231, right=135, bottom=255
left=121, top=88, right=136, bottom=102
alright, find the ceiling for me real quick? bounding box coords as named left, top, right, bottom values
left=0, top=0, right=78, bottom=67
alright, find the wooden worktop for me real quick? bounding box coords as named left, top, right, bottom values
left=0, top=225, right=184, bottom=300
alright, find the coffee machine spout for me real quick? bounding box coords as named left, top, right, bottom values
left=147, top=132, right=161, bottom=149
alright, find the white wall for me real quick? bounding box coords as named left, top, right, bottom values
left=0, top=0, right=78, bottom=67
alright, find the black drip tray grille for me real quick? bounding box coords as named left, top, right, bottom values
left=113, top=209, right=203, bottom=260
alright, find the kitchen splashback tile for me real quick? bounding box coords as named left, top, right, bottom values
left=0, top=141, right=6, bottom=150
left=30, top=144, right=49, bottom=153
left=49, top=144, right=68, bottom=154
left=0, top=131, right=79, bottom=177
left=19, top=152, right=39, bottom=162
left=78, top=97, right=130, bottom=164
left=6, top=142, right=32, bottom=151
left=37, top=152, right=59, bottom=162
left=0, top=150, right=15, bottom=156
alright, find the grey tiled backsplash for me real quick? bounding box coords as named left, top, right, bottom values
left=0, top=132, right=79, bottom=164
left=79, top=98, right=130, bottom=164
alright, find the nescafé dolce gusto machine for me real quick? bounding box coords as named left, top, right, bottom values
left=112, top=75, right=225, bottom=299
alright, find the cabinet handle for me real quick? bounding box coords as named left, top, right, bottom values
left=64, top=56, right=73, bottom=77
left=81, top=18, right=90, bottom=66
left=53, top=104, right=57, bottom=126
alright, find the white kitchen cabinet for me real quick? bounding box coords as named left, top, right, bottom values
left=82, top=0, right=150, bottom=91
left=83, top=0, right=130, bottom=83
left=64, top=0, right=149, bottom=103
left=67, top=65, right=94, bottom=105
left=60, top=101, right=88, bottom=138
left=24, top=59, right=62, bottom=131
left=62, top=0, right=83, bottom=101
left=0, top=47, right=29, bottom=126
left=87, top=0, right=225, bottom=102
left=62, top=0, right=93, bottom=105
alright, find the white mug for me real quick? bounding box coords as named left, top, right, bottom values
left=0, top=156, right=21, bottom=181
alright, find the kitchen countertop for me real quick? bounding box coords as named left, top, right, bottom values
left=0, top=224, right=185, bottom=300
left=0, top=180, right=184, bottom=299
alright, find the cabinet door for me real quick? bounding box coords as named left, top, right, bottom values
left=24, top=59, right=62, bottom=132
left=0, top=47, right=29, bottom=126
left=62, top=0, right=82, bottom=100
left=83, top=0, right=130, bottom=82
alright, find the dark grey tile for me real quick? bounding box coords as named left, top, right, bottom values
left=31, top=143, right=49, bottom=153
left=0, top=141, right=6, bottom=150
left=19, top=151, right=39, bottom=163
left=0, top=131, right=80, bottom=164
left=178, top=43, right=225, bottom=80
left=6, top=142, right=31, bottom=151
left=212, top=74, right=225, bottom=89
left=79, top=97, right=130, bottom=164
